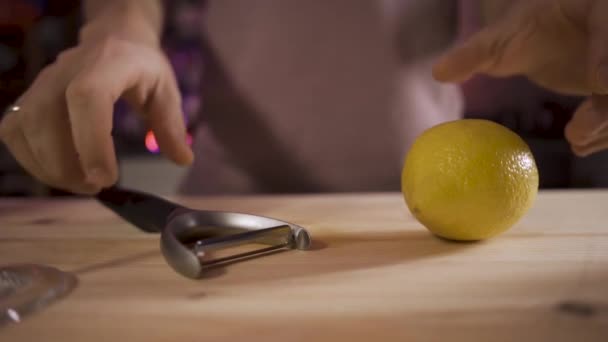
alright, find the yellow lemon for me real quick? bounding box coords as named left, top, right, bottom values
left=401, top=119, right=538, bottom=241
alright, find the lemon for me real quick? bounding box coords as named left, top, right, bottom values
left=401, top=119, right=538, bottom=241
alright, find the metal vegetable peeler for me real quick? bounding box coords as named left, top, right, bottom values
left=95, top=186, right=311, bottom=279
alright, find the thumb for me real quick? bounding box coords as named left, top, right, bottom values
left=565, top=94, right=608, bottom=156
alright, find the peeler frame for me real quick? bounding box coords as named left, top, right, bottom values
left=161, top=209, right=311, bottom=279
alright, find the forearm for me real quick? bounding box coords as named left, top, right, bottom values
left=80, top=0, right=165, bottom=46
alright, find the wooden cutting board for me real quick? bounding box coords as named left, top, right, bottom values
left=1, top=191, right=607, bottom=341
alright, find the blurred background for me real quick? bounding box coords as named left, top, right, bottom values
left=0, top=0, right=606, bottom=197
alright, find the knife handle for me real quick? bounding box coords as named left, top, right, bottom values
left=95, top=186, right=184, bottom=233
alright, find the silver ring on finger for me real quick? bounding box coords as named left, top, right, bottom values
left=3, top=104, right=21, bottom=117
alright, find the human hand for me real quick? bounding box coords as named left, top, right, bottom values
left=433, top=0, right=608, bottom=156
left=0, top=24, right=192, bottom=194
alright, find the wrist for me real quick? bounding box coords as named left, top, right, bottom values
left=79, top=3, right=162, bottom=48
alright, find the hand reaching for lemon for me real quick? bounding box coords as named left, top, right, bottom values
left=433, top=0, right=608, bottom=157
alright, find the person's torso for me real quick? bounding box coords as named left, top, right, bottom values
left=181, top=0, right=463, bottom=194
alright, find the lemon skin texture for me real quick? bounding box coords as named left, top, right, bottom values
left=401, top=119, right=539, bottom=241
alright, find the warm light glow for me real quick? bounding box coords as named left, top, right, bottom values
left=145, top=130, right=193, bottom=154
left=145, top=131, right=159, bottom=153
left=7, top=308, right=20, bottom=322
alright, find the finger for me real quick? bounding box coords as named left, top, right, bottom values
left=122, top=59, right=193, bottom=166
left=2, top=112, right=100, bottom=194
left=587, top=0, right=608, bottom=93
left=565, top=98, right=596, bottom=146
left=432, top=8, right=531, bottom=83
left=16, top=68, right=101, bottom=194
left=143, top=69, right=194, bottom=165
left=572, top=134, right=608, bottom=157
left=65, top=41, right=139, bottom=188
left=565, top=95, right=608, bottom=147
left=0, top=112, right=53, bottom=185
left=432, top=30, right=500, bottom=83
left=20, top=114, right=100, bottom=194
left=66, top=40, right=192, bottom=188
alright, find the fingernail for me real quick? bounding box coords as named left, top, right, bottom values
left=571, top=147, right=587, bottom=158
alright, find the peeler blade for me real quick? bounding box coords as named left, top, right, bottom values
left=195, top=225, right=294, bottom=268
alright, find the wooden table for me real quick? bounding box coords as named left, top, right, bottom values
left=1, top=191, right=607, bottom=341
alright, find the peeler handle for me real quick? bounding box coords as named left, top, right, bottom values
left=95, top=186, right=185, bottom=233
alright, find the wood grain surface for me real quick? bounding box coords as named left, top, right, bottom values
left=1, top=191, right=607, bottom=341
